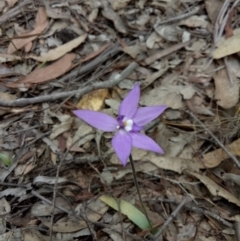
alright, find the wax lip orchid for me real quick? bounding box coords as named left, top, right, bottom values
left=73, top=84, right=167, bottom=166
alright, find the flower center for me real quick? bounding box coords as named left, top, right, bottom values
left=116, top=115, right=143, bottom=132
left=123, top=119, right=133, bottom=132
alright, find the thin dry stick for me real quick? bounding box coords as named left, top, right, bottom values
left=0, top=0, right=31, bottom=24
left=152, top=197, right=189, bottom=241
left=155, top=6, right=199, bottom=25
left=186, top=110, right=240, bottom=169
left=144, top=197, right=233, bottom=228
left=0, top=61, right=137, bottom=107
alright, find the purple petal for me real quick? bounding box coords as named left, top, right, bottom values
left=118, top=84, right=140, bottom=118
left=112, top=130, right=132, bottom=166
left=73, top=110, right=118, bottom=132
left=133, top=106, right=167, bottom=126
left=130, top=132, right=164, bottom=154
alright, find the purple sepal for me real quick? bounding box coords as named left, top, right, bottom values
left=73, top=110, right=118, bottom=132
left=133, top=106, right=168, bottom=126
left=130, top=132, right=164, bottom=154
left=118, top=84, right=140, bottom=118
left=112, top=130, right=132, bottom=165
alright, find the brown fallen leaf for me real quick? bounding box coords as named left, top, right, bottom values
left=0, top=53, right=22, bottom=62
left=112, top=0, right=131, bottom=10
left=179, top=15, right=209, bottom=28
left=213, top=28, right=240, bottom=59
left=6, top=0, right=19, bottom=8
left=27, top=34, right=87, bottom=62
left=0, top=92, right=16, bottom=115
left=202, top=138, right=240, bottom=168
left=80, top=42, right=111, bottom=64
left=7, top=7, right=48, bottom=54
left=213, top=68, right=239, bottom=109
left=41, top=199, right=108, bottom=232
left=186, top=95, right=214, bottom=116
left=101, top=5, right=127, bottom=34
left=188, top=172, right=240, bottom=207
left=205, top=0, right=223, bottom=24
left=77, top=89, right=109, bottom=111
left=144, top=40, right=193, bottom=65
left=6, top=53, right=76, bottom=88
left=147, top=153, right=203, bottom=174
left=140, top=84, right=196, bottom=110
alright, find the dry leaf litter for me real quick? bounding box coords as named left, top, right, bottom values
left=0, top=0, right=240, bottom=240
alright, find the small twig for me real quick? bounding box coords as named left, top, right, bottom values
left=144, top=39, right=194, bottom=66
left=155, top=7, right=200, bottom=26
left=224, top=56, right=234, bottom=84
left=0, top=0, right=31, bottom=24
left=186, top=110, right=240, bottom=169
left=151, top=197, right=189, bottom=241
left=31, top=190, right=71, bottom=214
left=144, top=197, right=233, bottom=229
left=143, top=171, right=199, bottom=205
left=129, top=154, right=153, bottom=230
left=187, top=205, right=233, bottom=228
left=0, top=62, right=138, bottom=107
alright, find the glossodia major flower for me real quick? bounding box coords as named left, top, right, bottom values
left=73, top=84, right=167, bottom=166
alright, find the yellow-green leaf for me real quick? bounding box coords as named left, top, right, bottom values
left=99, top=195, right=151, bottom=230
left=0, top=153, right=12, bottom=166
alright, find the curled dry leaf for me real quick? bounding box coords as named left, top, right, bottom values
left=213, top=28, right=240, bottom=59
left=6, top=0, right=19, bottom=8
left=7, top=7, right=48, bottom=54
left=223, top=173, right=240, bottom=186
left=0, top=92, right=16, bottom=115
left=112, top=0, right=131, bottom=10
left=6, top=53, right=76, bottom=88
left=179, top=15, right=209, bottom=28
left=122, top=44, right=146, bottom=60
left=147, top=153, right=203, bottom=173
left=43, top=0, right=70, bottom=19
left=77, top=89, right=109, bottom=111
left=154, top=25, right=183, bottom=42
left=28, top=34, right=87, bottom=62
left=202, top=138, right=240, bottom=168
left=0, top=187, right=26, bottom=199
left=0, top=198, right=11, bottom=215
left=140, top=84, right=196, bottom=109
left=72, top=121, right=95, bottom=147
left=213, top=68, right=239, bottom=109
left=177, top=223, right=196, bottom=241
left=0, top=53, right=22, bottom=62
left=41, top=199, right=108, bottom=232
left=186, top=95, right=214, bottom=116
left=50, top=115, right=73, bottom=140
left=205, top=0, right=223, bottom=24
left=189, top=172, right=240, bottom=207
left=33, top=176, right=69, bottom=185
left=31, top=197, right=70, bottom=217
left=101, top=6, right=127, bottom=34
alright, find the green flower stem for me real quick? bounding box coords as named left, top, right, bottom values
left=129, top=154, right=153, bottom=230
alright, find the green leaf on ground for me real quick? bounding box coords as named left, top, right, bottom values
left=99, top=195, right=151, bottom=230
left=0, top=153, right=12, bottom=166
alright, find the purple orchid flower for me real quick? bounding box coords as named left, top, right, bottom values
left=73, top=84, right=167, bottom=166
